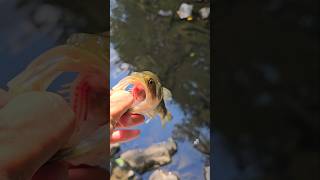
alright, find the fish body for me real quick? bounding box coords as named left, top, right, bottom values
left=112, top=71, right=172, bottom=126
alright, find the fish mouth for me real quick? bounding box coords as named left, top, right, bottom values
left=131, top=83, right=146, bottom=103
left=113, top=74, right=148, bottom=103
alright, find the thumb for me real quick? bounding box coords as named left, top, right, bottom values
left=110, top=90, right=134, bottom=122
left=0, top=92, right=75, bottom=179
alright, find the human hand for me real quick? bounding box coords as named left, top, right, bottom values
left=110, top=90, right=145, bottom=144
left=0, top=89, right=107, bottom=180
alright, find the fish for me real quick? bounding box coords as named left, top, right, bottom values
left=111, top=71, right=172, bottom=127
left=7, top=32, right=109, bottom=168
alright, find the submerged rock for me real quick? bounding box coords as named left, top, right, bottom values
left=204, top=166, right=210, bottom=180
left=149, top=169, right=179, bottom=180
left=199, top=7, right=210, bottom=19
left=111, top=164, right=140, bottom=180
left=111, top=143, right=120, bottom=157
left=158, top=9, right=173, bottom=17
left=121, top=138, right=177, bottom=173
left=177, top=3, right=193, bottom=19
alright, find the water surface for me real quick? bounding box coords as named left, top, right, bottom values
left=110, top=0, right=211, bottom=179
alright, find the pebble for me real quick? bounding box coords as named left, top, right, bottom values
left=177, top=3, right=193, bottom=19
left=199, top=7, right=210, bottom=19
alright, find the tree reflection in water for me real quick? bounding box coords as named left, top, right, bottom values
left=111, top=0, right=211, bottom=157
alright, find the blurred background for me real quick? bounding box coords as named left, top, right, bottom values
left=0, top=0, right=107, bottom=88
left=213, top=0, right=319, bottom=179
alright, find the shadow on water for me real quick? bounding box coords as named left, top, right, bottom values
left=0, top=0, right=108, bottom=86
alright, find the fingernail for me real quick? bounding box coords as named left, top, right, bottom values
left=110, top=129, right=140, bottom=143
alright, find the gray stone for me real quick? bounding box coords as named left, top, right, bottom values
left=111, top=165, right=140, bottom=180
left=199, top=7, right=210, bottom=19
left=177, top=3, right=193, bottom=19
left=158, top=10, right=173, bottom=17
left=204, top=166, right=210, bottom=180
left=149, top=169, right=179, bottom=180
left=111, top=143, right=120, bottom=157
left=121, top=138, right=177, bottom=173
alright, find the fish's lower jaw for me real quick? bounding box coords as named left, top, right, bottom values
left=160, top=112, right=172, bottom=128
left=131, top=100, right=156, bottom=114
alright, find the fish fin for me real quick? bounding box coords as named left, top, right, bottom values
left=58, top=83, right=72, bottom=96
left=145, top=111, right=157, bottom=123
left=57, top=83, right=74, bottom=103
left=130, top=72, right=139, bottom=76
left=165, top=111, right=172, bottom=121
left=156, top=100, right=172, bottom=128
left=162, top=87, right=172, bottom=101
left=160, top=111, right=172, bottom=128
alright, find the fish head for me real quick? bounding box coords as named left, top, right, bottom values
left=111, top=70, right=173, bottom=123
left=129, top=71, right=172, bottom=121
left=129, top=71, right=163, bottom=102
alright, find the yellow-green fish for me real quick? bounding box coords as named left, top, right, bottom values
left=111, top=71, right=172, bottom=127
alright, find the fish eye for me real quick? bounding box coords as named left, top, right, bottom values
left=148, top=78, right=154, bottom=85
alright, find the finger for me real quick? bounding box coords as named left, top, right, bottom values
left=110, top=129, right=140, bottom=144
left=0, top=92, right=75, bottom=179
left=32, top=161, right=68, bottom=180
left=116, top=113, right=145, bottom=128
left=110, top=90, right=134, bottom=121
left=68, top=166, right=107, bottom=180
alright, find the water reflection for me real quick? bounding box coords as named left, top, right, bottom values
left=111, top=0, right=210, bottom=179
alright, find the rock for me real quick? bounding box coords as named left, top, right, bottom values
left=111, top=156, right=141, bottom=180
left=204, top=166, right=210, bottom=180
left=121, top=138, right=177, bottom=173
left=193, top=137, right=210, bottom=155
left=111, top=165, right=140, bottom=180
left=149, top=169, right=179, bottom=180
left=111, top=143, right=120, bottom=157
left=199, top=7, right=210, bottom=19
left=177, top=3, right=193, bottom=19
left=158, top=9, right=173, bottom=17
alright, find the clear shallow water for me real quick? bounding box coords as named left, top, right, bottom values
left=111, top=46, right=208, bottom=180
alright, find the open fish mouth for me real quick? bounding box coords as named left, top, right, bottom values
left=113, top=74, right=150, bottom=103
left=126, top=83, right=146, bottom=104
left=111, top=71, right=173, bottom=127
left=132, top=83, right=146, bottom=103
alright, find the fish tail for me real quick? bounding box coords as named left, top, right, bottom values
left=161, top=111, right=172, bottom=128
